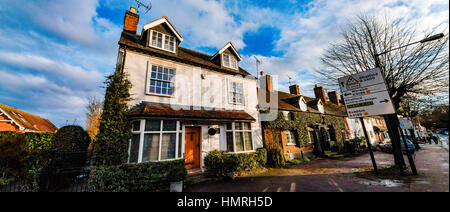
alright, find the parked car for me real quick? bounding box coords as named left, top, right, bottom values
left=439, top=128, right=448, bottom=135
left=379, top=138, right=415, bottom=154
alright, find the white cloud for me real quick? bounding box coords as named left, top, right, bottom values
left=0, top=52, right=103, bottom=90
left=0, top=69, right=92, bottom=127
left=140, top=0, right=260, bottom=50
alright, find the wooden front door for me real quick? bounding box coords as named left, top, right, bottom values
left=185, top=127, right=201, bottom=170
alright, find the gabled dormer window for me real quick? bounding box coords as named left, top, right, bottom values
left=318, top=100, right=324, bottom=113
left=299, top=97, right=307, bottom=111
left=222, top=53, right=238, bottom=70
left=149, top=30, right=176, bottom=53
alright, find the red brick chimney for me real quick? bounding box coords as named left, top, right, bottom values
left=259, top=71, right=273, bottom=93
left=314, top=85, right=327, bottom=103
left=328, top=91, right=340, bottom=105
left=124, top=7, right=139, bottom=34
left=289, top=84, right=300, bottom=96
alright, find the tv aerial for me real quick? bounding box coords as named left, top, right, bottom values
left=133, top=0, right=152, bottom=14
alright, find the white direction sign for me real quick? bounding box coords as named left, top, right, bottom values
left=338, top=68, right=395, bottom=118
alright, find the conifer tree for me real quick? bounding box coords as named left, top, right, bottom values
left=93, top=65, right=132, bottom=166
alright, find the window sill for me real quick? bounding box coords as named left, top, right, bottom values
left=145, top=92, right=175, bottom=98
left=128, top=158, right=183, bottom=164
left=148, top=44, right=176, bottom=54
left=228, top=102, right=245, bottom=106
left=226, top=150, right=256, bottom=154
left=286, top=144, right=297, bottom=146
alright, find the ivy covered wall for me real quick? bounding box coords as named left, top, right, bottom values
left=262, top=111, right=348, bottom=155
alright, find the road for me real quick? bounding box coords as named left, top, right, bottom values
left=186, top=143, right=449, bottom=192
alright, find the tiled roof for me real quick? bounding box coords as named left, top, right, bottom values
left=0, top=103, right=58, bottom=132
left=128, top=104, right=256, bottom=121
left=259, top=89, right=347, bottom=116
left=119, top=32, right=253, bottom=77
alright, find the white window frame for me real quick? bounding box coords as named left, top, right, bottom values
left=128, top=119, right=184, bottom=163
left=146, top=63, right=176, bottom=97
left=222, top=53, right=238, bottom=70
left=227, top=80, right=244, bottom=105
left=307, top=130, right=315, bottom=145
left=149, top=30, right=176, bottom=53
left=226, top=122, right=254, bottom=153
left=285, top=130, right=297, bottom=146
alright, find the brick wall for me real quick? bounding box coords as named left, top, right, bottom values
left=0, top=115, right=21, bottom=132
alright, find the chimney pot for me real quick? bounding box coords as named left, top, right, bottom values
left=130, top=6, right=136, bottom=14
left=289, top=84, right=300, bottom=96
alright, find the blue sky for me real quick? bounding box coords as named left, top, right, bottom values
left=0, top=0, right=448, bottom=128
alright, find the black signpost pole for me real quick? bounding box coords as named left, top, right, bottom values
left=359, top=117, right=378, bottom=175
left=371, top=33, right=445, bottom=176
left=374, top=55, right=418, bottom=176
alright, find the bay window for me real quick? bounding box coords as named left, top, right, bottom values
left=129, top=119, right=183, bottom=163
left=226, top=122, right=253, bottom=152
left=150, top=30, right=176, bottom=53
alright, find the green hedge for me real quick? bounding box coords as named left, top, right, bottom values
left=0, top=131, right=54, bottom=150
left=89, top=159, right=187, bottom=192
left=0, top=133, right=53, bottom=191
left=204, top=148, right=267, bottom=177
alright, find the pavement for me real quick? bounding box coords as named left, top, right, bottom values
left=186, top=142, right=449, bottom=192
left=437, top=133, right=448, bottom=152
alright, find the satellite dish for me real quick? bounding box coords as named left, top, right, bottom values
left=132, top=0, right=152, bottom=14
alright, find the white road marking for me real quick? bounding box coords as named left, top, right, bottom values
left=290, top=183, right=296, bottom=192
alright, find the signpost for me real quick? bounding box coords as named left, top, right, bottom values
left=339, top=67, right=418, bottom=176
left=338, top=68, right=396, bottom=118
left=339, top=68, right=397, bottom=175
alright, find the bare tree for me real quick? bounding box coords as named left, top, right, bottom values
left=86, top=96, right=103, bottom=142
left=318, top=14, right=449, bottom=109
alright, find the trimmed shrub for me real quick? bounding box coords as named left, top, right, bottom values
left=89, top=159, right=187, bottom=192
left=204, top=148, right=267, bottom=177
left=0, top=131, right=54, bottom=151
left=267, top=148, right=286, bottom=168
left=0, top=133, right=52, bottom=191
left=53, top=125, right=91, bottom=152
left=0, top=134, right=29, bottom=178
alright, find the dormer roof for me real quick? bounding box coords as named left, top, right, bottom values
left=210, top=42, right=242, bottom=61
left=143, top=16, right=183, bottom=42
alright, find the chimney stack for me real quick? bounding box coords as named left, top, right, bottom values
left=123, top=7, right=139, bottom=34
left=289, top=84, right=300, bottom=96
left=314, top=85, right=327, bottom=103
left=328, top=91, right=340, bottom=105
left=259, top=72, right=273, bottom=93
